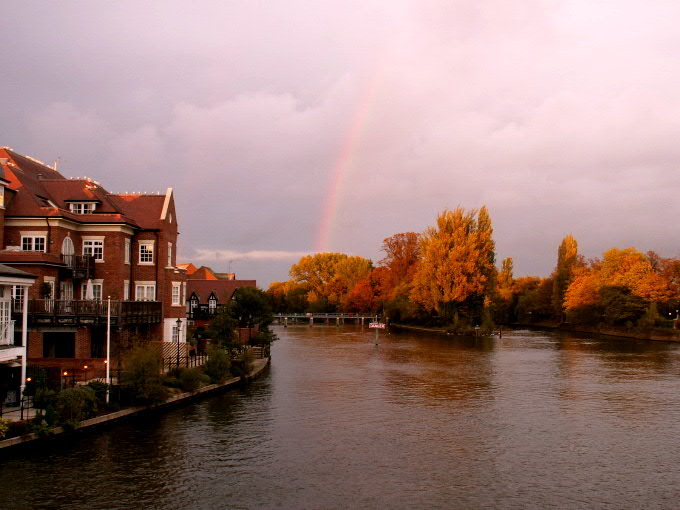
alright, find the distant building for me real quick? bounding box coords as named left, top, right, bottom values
left=183, top=265, right=256, bottom=344
left=0, top=147, right=187, bottom=384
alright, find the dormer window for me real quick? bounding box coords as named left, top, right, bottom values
left=69, top=202, right=96, bottom=214
left=190, top=294, right=199, bottom=310
left=208, top=293, right=218, bottom=312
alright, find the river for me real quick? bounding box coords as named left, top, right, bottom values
left=2, top=326, right=680, bottom=509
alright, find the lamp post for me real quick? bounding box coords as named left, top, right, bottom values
left=176, top=317, right=182, bottom=369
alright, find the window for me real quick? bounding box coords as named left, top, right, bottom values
left=61, top=237, right=74, bottom=256
left=83, top=240, right=104, bottom=261
left=172, top=282, right=181, bottom=306
left=167, top=242, right=173, bottom=267
left=123, top=280, right=130, bottom=301
left=69, top=202, right=96, bottom=214
left=81, top=282, right=103, bottom=301
left=182, top=282, right=186, bottom=305
left=139, top=242, right=154, bottom=264
left=135, top=283, right=156, bottom=301
left=21, top=236, right=46, bottom=252
left=125, top=238, right=131, bottom=264
left=208, top=293, right=217, bottom=312
left=0, top=186, right=4, bottom=209
left=11, top=286, right=25, bottom=310
left=172, top=325, right=180, bottom=343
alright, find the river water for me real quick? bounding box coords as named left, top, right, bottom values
left=2, top=326, right=680, bottom=509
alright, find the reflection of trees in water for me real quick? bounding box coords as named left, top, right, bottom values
left=555, top=334, right=680, bottom=416
left=378, top=333, right=496, bottom=407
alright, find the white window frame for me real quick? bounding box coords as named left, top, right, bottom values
left=12, top=285, right=25, bottom=309
left=123, top=280, right=130, bottom=301
left=69, top=202, right=96, bottom=214
left=0, top=186, right=4, bottom=209
left=172, top=282, right=181, bottom=306
left=82, top=237, right=105, bottom=262
left=208, top=294, right=217, bottom=312
left=167, top=242, right=173, bottom=267
left=81, top=280, right=103, bottom=301
left=139, top=241, right=154, bottom=265
left=135, top=281, right=156, bottom=301
left=21, top=235, right=46, bottom=252
left=125, top=238, right=131, bottom=265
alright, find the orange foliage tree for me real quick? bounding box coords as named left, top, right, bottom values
left=411, top=207, right=495, bottom=319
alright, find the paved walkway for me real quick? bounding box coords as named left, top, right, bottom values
left=1, top=404, right=37, bottom=422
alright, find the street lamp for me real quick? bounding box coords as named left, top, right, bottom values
left=176, top=317, right=182, bottom=369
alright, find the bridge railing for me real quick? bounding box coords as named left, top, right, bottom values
left=274, top=312, right=380, bottom=319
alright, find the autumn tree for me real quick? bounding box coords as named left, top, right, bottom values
left=411, top=206, right=495, bottom=321
left=491, top=257, right=514, bottom=323
left=564, top=248, right=674, bottom=326
left=379, top=232, right=420, bottom=296
left=552, top=235, right=580, bottom=320
left=289, top=252, right=348, bottom=305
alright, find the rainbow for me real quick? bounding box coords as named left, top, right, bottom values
left=315, top=66, right=384, bottom=253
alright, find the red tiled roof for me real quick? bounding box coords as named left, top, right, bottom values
left=109, top=194, right=166, bottom=229
left=187, top=280, right=257, bottom=303
left=0, top=147, right=168, bottom=230
left=177, top=263, right=198, bottom=275
left=189, top=266, right=218, bottom=280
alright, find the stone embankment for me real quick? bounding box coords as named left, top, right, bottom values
left=0, top=357, right=270, bottom=451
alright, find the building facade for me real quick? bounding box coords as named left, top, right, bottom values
left=0, top=264, right=36, bottom=405
left=0, top=147, right=187, bottom=383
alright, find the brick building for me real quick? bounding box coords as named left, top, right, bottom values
left=181, top=264, right=256, bottom=345
left=0, top=147, right=187, bottom=382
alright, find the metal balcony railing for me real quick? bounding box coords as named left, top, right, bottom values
left=60, top=254, right=95, bottom=279
left=12, top=299, right=162, bottom=326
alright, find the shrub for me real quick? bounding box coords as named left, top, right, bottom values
left=230, top=349, right=255, bottom=378
left=0, top=418, right=9, bottom=439
left=204, top=346, right=232, bottom=383
left=55, top=387, right=98, bottom=428
left=121, top=345, right=169, bottom=405
left=86, top=380, right=109, bottom=403
left=178, top=367, right=209, bottom=393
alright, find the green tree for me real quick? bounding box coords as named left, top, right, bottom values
left=121, top=345, right=169, bottom=405
left=230, top=287, right=273, bottom=329
left=552, top=235, right=580, bottom=320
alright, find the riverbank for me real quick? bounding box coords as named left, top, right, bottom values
left=0, top=357, right=270, bottom=451
left=391, top=322, right=680, bottom=343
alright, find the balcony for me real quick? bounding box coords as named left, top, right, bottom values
left=12, top=300, right=162, bottom=326
left=60, top=254, right=95, bottom=280
left=0, top=320, right=21, bottom=363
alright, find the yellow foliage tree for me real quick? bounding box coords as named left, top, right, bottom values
left=411, top=206, right=495, bottom=317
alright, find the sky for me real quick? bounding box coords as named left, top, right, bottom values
left=2, top=0, right=679, bottom=287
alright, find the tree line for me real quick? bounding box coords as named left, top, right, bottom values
left=268, top=207, right=680, bottom=333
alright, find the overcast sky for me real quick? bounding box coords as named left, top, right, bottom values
left=2, top=1, right=679, bottom=287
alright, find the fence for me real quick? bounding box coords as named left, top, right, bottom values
left=0, top=396, right=34, bottom=421
left=161, top=353, right=209, bottom=372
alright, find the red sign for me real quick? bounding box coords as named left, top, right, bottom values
left=369, top=322, right=386, bottom=329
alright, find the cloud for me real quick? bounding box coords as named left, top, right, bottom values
left=192, top=249, right=310, bottom=262
left=3, top=0, right=680, bottom=287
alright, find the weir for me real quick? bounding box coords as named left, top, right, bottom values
left=273, top=312, right=379, bottom=327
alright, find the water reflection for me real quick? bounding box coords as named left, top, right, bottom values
left=2, top=325, right=680, bottom=509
